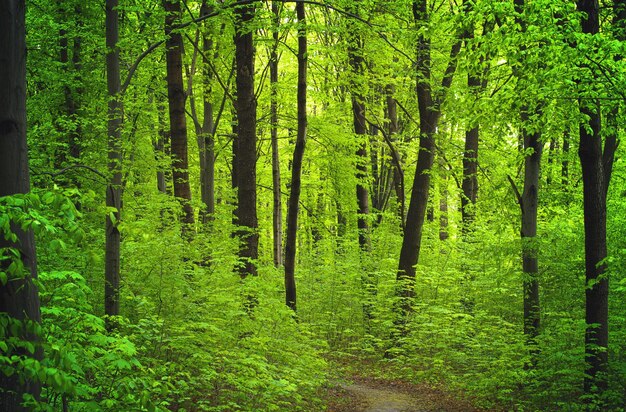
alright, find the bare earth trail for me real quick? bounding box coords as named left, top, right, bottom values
left=325, top=376, right=479, bottom=412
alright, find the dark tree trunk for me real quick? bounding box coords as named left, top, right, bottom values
left=271, top=1, right=283, bottom=268
left=386, top=87, right=406, bottom=224
left=0, top=1, right=42, bottom=408
left=577, top=0, right=614, bottom=394
left=284, top=2, right=307, bottom=311
left=234, top=2, right=258, bottom=277
left=347, top=25, right=371, bottom=251
left=461, top=20, right=491, bottom=234
left=518, top=127, right=543, bottom=345
left=163, top=0, right=195, bottom=233
left=396, top=0, right=461, bottom=312
left=105, top=0, right=123, bottom=321
left=512, top=0, right=543, bottom=357
left=461, top=124, right=478, bottom=230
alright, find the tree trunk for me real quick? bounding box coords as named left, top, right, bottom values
left=234, top=2, right=258, bottom=277
left=197, top=0, right=215, bottom=224
left=0, top=1, right=42, bottom=407
left=519, top=127, right=543, bottom=345
left=284, top=2, right=307, bottom=311
left=512, top=0, right=543, bottom=357
left=156, top=103, right=170, bottom=195
left=386, top=87, right=406, bottom=224
left=105, top=0, right=123, bottom=321
left=57, top=1, right=82, bottom=165
left=460, top=20, right=492, bottom=234
left=397, top=0, right=438, bottom=298
left=396, top=0, right=461, bottom=313
left=271, top=1, right=283, bottom=268
left=163, top=0, right=195, bottom=233
left=347, top=23, right=371, bottom=251
left=577, top=0, right=613, bottom=394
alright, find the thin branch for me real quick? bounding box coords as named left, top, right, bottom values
left=507, top=174, right=522, bottom=207
left=43, top=164, right=107, bottom=181
left=184, top=32, right=235, bottom=103
left=121, top=40, right=164, bottom=94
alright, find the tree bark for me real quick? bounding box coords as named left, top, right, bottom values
left=284, top=1, right=307, bottom=311
left=197, top=0, right=215, bottom=224
left=347, top=17, right=371, bottom=251
left=0, top=1, right=42, bottom=407
left=105, top=0, right=123, bottom=321
left=577, top=0, right=613, bottom=394
left=163, top=0, right=195, bottom=233
left=270, top=1, right=283, bottom=268
left=512, top=0, right=543, bottom=355
left=397, top=0, right=461, bottom=309
left=234, top=2, right=258, bottom=277
left=518, top=126, right=543, bottom=345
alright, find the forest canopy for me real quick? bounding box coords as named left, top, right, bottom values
left=1, top=0, right=626, bottom=410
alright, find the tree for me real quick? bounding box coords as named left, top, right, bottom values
left=284, top=1, right=308, bottom=311
left=163, top=0, right=195, bottom=233
left=270, top=1, right=283, bottom=268
left=396, top=0, right=461, bottom=311
left=104, top=0, right=123, bottom=321
left=512, top=0, right=544, bottom=353
left=234, top=1, right=258, bottom=277
left=346, top=9, right=371, bottom=252
left=576, top=0, right=618, bottom=394
left=0, top=0, right=42, bottom=407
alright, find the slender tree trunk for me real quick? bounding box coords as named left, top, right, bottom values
left=396, top=0, right=461, bottom=313
left=284, top=2, right=307, bottom=311
left=271, top=1, right=283, bottom=268
left=347, top=25, right=371, bottom=251
left=197, top=0, right=215, bottom=224
left=0, top=2, right=42, bottom=407
left=234, top=2, right=258, bottom=277
left=461, top=123, right=479, bottom=231
left=576, top=0, right=615, bottom=394
left=517, top=126, right=543, bottom=345
left=163, top=0, right=195, bottom=233
left=386, top=87, right=406, bottom=224
left=461, top=20, right=492, bottom=234
left=512, top=0, right=543, bottom=357
left=105, top=0, right=123, bottom=321
left=156, top=103, right=171, bottom=195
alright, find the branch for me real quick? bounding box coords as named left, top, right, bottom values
left=184, top=32, right=235, bottom=103
left=174, top=0, right=416, bottom=65
left=434, top=144, right=462, bottom=190
left=42, top=164, right=107, bottom=181
left=121, top=40, right=165, bottom=94
left=506, top=174, right=522, bottom=207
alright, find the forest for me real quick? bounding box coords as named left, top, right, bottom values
left=1, top=0, right=626, bottom=410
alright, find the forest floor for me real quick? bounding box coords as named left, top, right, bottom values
left=322, top=358, right=480, bottom=412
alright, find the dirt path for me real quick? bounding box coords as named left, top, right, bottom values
left=325, top=377, right=478, bottom=412
left=340, top=381, right=425, bottom=412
